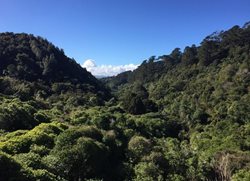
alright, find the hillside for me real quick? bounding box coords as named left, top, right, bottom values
left=103, top=23, right=250, bottom=90
left=0, top=23, right=250, bottom=181
left=0, top=33, right=110, bottom=103
left=0, top=33, right=96, bottom=83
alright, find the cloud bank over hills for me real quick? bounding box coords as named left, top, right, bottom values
left=82, top=59, right=138, bottom=77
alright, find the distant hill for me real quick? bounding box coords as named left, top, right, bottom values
left=95, top=75, right=108, bottom=79
left=0, top=33, right=100, bottom=84
left=0, top=33, right=110, bottom=103
left=103, top=23, right=250, bottom=92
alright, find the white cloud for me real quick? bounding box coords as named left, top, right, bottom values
left=82, top=59, right=96, bottom=68
left=82, top=59, right=139, bottom=77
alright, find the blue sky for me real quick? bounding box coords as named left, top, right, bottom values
left=0, top=0, right=250, bottom=75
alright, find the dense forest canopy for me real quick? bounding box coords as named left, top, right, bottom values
left=0, top=22, right=250, bottom=181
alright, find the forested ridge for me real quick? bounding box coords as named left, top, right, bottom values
left=0, top=23, right=249, bottom=181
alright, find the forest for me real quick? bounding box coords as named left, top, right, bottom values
left=0, top=22, right=249, bottom=181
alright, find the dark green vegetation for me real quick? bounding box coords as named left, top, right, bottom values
left=0, top=23, right=250, bottom=181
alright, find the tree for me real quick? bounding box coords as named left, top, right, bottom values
left=128, top=135, right=152, bottom=161
left=45, top=126, right=110, bottom=180
left=121, top=84, right=157, bottom=115
left=134, top=162, right=164, bottom=181
left=148, top=56, right=156, bottom=63
left=181, top=45, right=198, bottom=65
left=0, top=100, right=38, bottom=131
left=121, top=91, right=146, bottom=115
left=0, top=151, right=32, bottom=181
left=170, top=48, right=182, bottom=63
left=49, top=137, right=109, bottom=180
left=198, top=40, right=218, bottom=66
left=42, top=54, right=57, bottom=76
left=232, top=169, right=250, bottom=181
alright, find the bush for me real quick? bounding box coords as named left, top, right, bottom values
left=0, top=151, right=32, bottom=181
left=0, top=99, right=38, bottom=131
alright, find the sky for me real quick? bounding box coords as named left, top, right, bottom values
left=0, top=0, right=250, bottom=76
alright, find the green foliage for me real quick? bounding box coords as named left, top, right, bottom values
left=121, top=84, right=158, bottom=114
left=232, top=169, right=250, bottom=181
left=0, top=122, right=66, bottom=154
left=14, top=152, right=44, bottom=169
left=32, top=169, right=59, bottom=181
left=46, top=126, right=111, bottom=180
left=133, top=113, right=182, bottom=138
left=0, top=98, right=38, bottom=131
left=0, top=23, right=250, bottom=180
left=128, top=135, right=152, bottom=161
left=0, top=151, right=32, bottom=181
left=181, top=45, right=198, bottom=65
left=133, top=162, right=164, bottom=181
